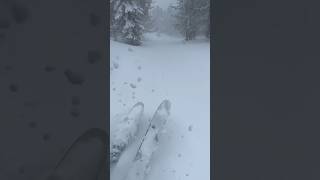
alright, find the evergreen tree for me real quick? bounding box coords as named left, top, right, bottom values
left=173, top=0, right=210, bottom=41
left=196, top=0, right=210, bottom=39
left=111, top=0, right=145, bottom=45
left=137, top=0, right=153, bottom=32
left=110, top=0, right=117, bottom=37
left=137, top=0, right=152, bottom=19
left=173, top=0, right=197, bottom=40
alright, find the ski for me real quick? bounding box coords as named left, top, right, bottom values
left=110, top=102, right=144, bottom=167
left=125, top=100, right=171, bottom=180
left=46, top=128, right=107, bottom=180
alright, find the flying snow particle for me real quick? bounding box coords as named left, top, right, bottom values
left=44, top=66, right=56, bottom=72
left=130, top=83, right=137, bottom=89
left=113, top=62, right=119, bottom=69
left=42, top=133, right=51, bottom=141
left=9, top=84, right=18, bottom=92
left=28, top=121, right=37, bottom=128
left=64, top=69, right=85, bottom=85
left=88, top=50, right=101, bottom=64
left=70, top=108, right=80, bottom=118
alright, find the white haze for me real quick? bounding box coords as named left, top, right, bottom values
left=153, top=0, right=175, bottom=8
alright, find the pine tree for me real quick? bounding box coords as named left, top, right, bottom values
left=173, top=0, right=210, bottom=41
left=137, top=0, right=153, bottom=32
left=173, top=0, right=197, bottom=40
left=110, top=0, right=117, bottom=37
left=137, top=0, right=152, bottom=19
left=196, top=0, right=210, bottom=39
left=111, top=0, right=145, bottom=45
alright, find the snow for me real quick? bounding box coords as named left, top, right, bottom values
left=110, top=32, right=210, bottom=180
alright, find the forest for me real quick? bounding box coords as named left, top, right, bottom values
left=110, top=0, right=210, bottom=45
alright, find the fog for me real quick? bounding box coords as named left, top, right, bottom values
left=153, top=0, right=175, bottom=8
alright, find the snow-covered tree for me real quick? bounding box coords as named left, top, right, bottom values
left=111, top=0, right=145, bottom=45
left=173, top=0, right=197, bottom=40
left=137, top=0, right=152, bottom=19
left=196, top=0, right=210, bottom=38
left=173, top=0, right=210, bottom=40
left=137, top=0, right=153, bottom=32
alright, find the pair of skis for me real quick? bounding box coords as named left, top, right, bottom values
left=44, top=100, right=170, bottom=180
left=111, top=100, right=171, bottom=180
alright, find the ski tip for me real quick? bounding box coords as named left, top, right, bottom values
left=55, top=128, right=107, bottom=166
left=72, top=128, right=107, bottom=145
left=127, top=102, right=144, bottom=119
left=49, top=128, right=107, bottom=179
left=159, top=99, right=171, bottom=112
left=131, top=102, right=144, bottom=110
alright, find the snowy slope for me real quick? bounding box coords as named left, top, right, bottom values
left=110, top=33, right=210, bottom=180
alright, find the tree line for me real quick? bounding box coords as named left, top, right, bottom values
left=110, top=0, right=210, bottom=45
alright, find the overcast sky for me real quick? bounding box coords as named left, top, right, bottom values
left=153, top=0, right=176, bottom=9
